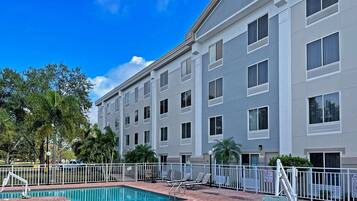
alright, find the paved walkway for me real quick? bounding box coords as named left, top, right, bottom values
left=1, top=182, right=264, bottom=201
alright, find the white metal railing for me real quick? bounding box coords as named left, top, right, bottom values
left=0, top=163, right=357, bottom=201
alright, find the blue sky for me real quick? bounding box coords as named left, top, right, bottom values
left=0, top=0, right=209, bottom=123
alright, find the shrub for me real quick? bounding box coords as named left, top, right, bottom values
left=269, top=155, right=312, bottom=167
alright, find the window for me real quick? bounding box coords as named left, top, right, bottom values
left=248, top=60, right=268, bottom=88
left=106, top=103, right=110, bottom=114
left=181, top=58, right=192, bottom=78
left=307, top=32, right=339, bottom=71
left=160, top=155, right=168, bottom=164
left=181, top=90, right=191, bottom=108
left=115, top=118, right=119, bottom=130
left=144, top=106, right=150, bottom=119
left=160, top=99, right=168, bottom=114
left=125, top=135, right=130, bottom=146
left=248, top=14, right=268, bottom=45
left=306, top=0, right=338, bottom=17
left=209, top=116, right=223, bottom=136
left=160, top=71, right=168, bottom=88
left=160, top=127, right=168, bottom=142
left=144, top=81, right=151, bottom=96
left=249, top=106, right=268, bottom=131
left=144, top=131, right=150, bottom=144
left=310, top=152, right=340, bottom=185
left=124, top=92, right=130, bottom=106
left=209, top=40, right=223, bottom=64
left=134, top=133, right=138, bottom=145
left=181, top=122, right=191, bottom=139
left=209, top=78, right=223, bottom=100
left=309, top=92, right=339, bottom=124
left=115, top=98, right=119, bottom=111
left=241, top=154, right=260, bottom=166
left=134, top=87, right=139, bottom=103
left=125, top=116, right=130, bottom=126
left=134, top=110, right=138, bottom=123
left=181, top=155, right=191, bottom=164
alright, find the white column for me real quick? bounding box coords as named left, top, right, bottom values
left=194, top=55, right=203, bottom=157
left=119, top=92, right=124, bottom=157
left=150, top=71, right=158, bottom=151
left=278, top=8, right=292, bottom=155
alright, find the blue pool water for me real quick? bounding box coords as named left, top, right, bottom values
left=0, top=186, right=179, bottom=201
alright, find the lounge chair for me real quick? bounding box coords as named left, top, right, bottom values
left=184, top=173, right=211, bottom=189
left=166, top=173, right=191, bottom=186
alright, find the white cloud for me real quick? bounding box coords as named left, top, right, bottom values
left=87, top=56, right=154, bottom=124
left=95, top=0, right=121, bottom=14
left=156, top=0, right=173, bottom=12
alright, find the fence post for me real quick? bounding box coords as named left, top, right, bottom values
left=11, top=165, right=14, bottom=187
left=38, top=165, right=41, bottom=186
left=183, top=164, right=186, bottom=179
left=309, top=167, right=313, bottom=201
left=236, top=165, right=239, bottom=191
left=106, top=164, right=109, bottom=183
left=85, top=164, right=88, bottom=184
left=292, top=167, right=297, bottom=201
left=62, top=165, right=65, bottom=185
left=275, top=164, right=280, bottom=196
left=243, top=166, right=246, bottom=192
left=122, top=163, right=125, bottom=182
left=135, top=164, right=138, bottom=182
left=170, top=164, right=173, bottom=180
left=347, top=169, right=350, bottom=201
left=255, top=166, right=258, bottom=193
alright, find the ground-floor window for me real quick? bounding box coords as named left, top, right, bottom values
left=160, top=155, right=168, bottom=164
left=241, top=154, right=259, bottom=166
left=181, top=154, right=191, bottom=164
left=309, top=152, right=341, bottom=185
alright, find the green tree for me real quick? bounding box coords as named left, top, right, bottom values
left=0, top=109, right=21, bottom=164
left=26, top=91, right=85, bottom=163
left=124, top=144, right=158, bottom=163
left=76, top=125, right=119, bottom=164
left=213, top=137, right=241, bottom=164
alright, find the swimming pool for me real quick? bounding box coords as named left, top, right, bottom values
left=0, top=186, right=180, bottom=201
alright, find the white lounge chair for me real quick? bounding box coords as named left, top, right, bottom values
left=184, top=173, right=211, bottom=189
left=166, top=173, right=191, bottom=186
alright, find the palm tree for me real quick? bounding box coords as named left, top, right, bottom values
left=27, top=91, right=85, bottom=163
left=124, top=144, right=157, bottom=163
left=213, top=137, right=241, bottom=164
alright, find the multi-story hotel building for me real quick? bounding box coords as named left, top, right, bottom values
left=96, top=0, right=357, bottom=168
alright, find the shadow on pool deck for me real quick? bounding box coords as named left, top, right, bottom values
left=0, top=182, right=264, bottom=201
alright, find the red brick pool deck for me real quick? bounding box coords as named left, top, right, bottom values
left=0, top=182, right=264, bottom=201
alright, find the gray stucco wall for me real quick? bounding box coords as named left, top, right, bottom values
left=291, top=0, right=357, bottom=167
left=201, top=15, right=280, bottom=159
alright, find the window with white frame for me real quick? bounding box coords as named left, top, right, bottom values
left=249, top=106, right=268, bottom=131
left=209, top=78, right=223, bottom=100
left=125, top=135, right=130, bottom=146
left=134, top=87, right=139, bottom=103
left=209, top=116, right=223, bottom=136
left=144, top=81, right=151, bottom=96
left=160, top=71, right=168, bottom=88
left=160, top=127, right=168, bottom=142
left=160, top=99, right=168, bottom=114
left=115, top=98, right=119, bottom=111
left=134, top=133, right=138, bottom=145
left=209, top=40, right=223, bottom=65
left=248, top=60, right=268, bottom=88
left=242, top=154, right=260, bottom=166
left=124, top=115, right=130, bottom=126
left=144, top=131, right=150, bottom=144
left=181, top=122, right=191, bottom=139
left=115, top=118, right=119, bottom=130
left=134, top=110, right=138, bottom=123
left=306, top=0, right=338, bottom=17
left=308, top=92, right=340, bottom=124
left=181, top=58, right=192, bottom=78
left=248, top=14, right=268, bottom=45
left=144, top=106, right=150, bottom=119
left=181, top=90, right=191, bottom=108
left=124, top=92, right=130, bottom=106
left=181, top=154, right=191, bottom=164
left=307, top=32, right=339, bottom=71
